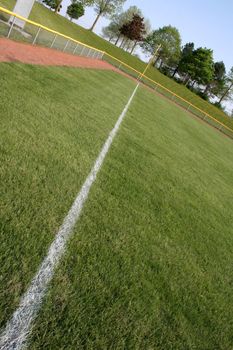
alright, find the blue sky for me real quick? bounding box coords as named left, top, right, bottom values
left=61, top=0, right=233, bottom=72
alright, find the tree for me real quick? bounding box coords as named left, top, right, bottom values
left=67, top=1, right=84, bottom=21
left=90, top=0, right=126, bottom=31
left=130, top=17, right=150, bottom=54
left=172, top=42, right=194, bottom=77
left=218, top=67, right=233, bottom=104
left=190, top=48, right=214, bottom=86
left=179, top=47, right=214, bottom=87
left=102, top=21, right=119, bottom=42
left=42, top=0, right=63, bottom=13
left=119, top=14, right=145, bottom=52
left=102, top=6, right=143, bottom=45
left=141, top=26, right=181, bottom=69
left=204, top=61, right=226, bottom=96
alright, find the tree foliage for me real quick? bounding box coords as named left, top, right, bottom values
left=189, top=48, right=214, bottom=85
left=42, top=0, right=63, bottom=13
left=67, top=1, right=85, bottom=21
left=172, top=42, right=194, bottom=78
left=141, top=26, right=181, bottom=68
left=177, top=45, right=214, bottom=86
left=204, top=61, right=226, bottom=96
left=90, top=0, right=126, bottom=31
left=120, top=14, right=145, bottom=42
left=102, top=21, right=120, bottom=41
left=218, top=67, right=233, bottom=103
left=118, top=14, right=146, bottom=53
left=102, top=6, right=147, bottom=45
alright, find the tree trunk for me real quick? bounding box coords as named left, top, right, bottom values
left=90, top=12, right=101, bottom=31
left=55, top=1, right=62, bottom=14
left=191, top=80, right=196, bottom=88
left=115, top=34, right=121, bottom=46
left=130, top=41, right=137, bottom=54
left=120, top=37, right=126, bottom=48
left=183, top=74, right=190, bottom=85
left=126, top=40, right=131, bottom=51
left=122, top=39, right=129, bottom=50
left=218, top=82, right=233, bottom=104
left=153, top=55, right=160, bottom=67
left=172, top=66, right=178, bottom=78
left=204, top=84, right=210, bottom=94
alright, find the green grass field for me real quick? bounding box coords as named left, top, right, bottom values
left=0, top=63, right=135, bottom=327
left=0, top=0, right=232, bottom=131
left=1, top=62, right=233, bottom=349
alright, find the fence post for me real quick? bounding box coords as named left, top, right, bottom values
left=7, top=16, right=16, bottom=38
left=80, top=46, right=85, bottom=56
left=63, top=39, right=70, bottom=52
left=32, top=27, right=41, bottom=45
left=187, top=104, right=191, bottom=111
left=73, top=43, right=79, bottom=54
left=50, top=34, right=57, bottom=48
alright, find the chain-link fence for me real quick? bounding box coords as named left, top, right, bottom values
left=0, top=6, right=104, bottom=60
left=103, top=52, right=233, bottom=140
left=0, top=5, right=232, bottom=140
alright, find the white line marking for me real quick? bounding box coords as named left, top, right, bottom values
left=0, top=83, right=139, bottom=350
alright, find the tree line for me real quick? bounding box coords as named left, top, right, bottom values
left=42, top=0, right=233, bottom=111
left=42, top=0, right=126, bottom=30
left=102, top=7, right=232, bottom=109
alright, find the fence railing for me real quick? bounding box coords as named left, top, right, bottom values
left=0, top=5, right=233, bottom=140
left=0, top=6, right=104, bottom=59
left=103, top=52, right=233, bottom=140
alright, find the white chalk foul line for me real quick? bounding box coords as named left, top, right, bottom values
left=0, top=83, right=139, bottom=350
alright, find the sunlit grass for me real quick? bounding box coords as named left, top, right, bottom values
left=25, top=84, right=233, bottom=349
left=0, top=63, right=135, bottom=327
left=0, top=0, right=232, bottom=130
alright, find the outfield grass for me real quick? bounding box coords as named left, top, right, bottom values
left=1, top=61, right=233, bottom=348
left=0, top=0, right=232, bottom=130
left=1, top=73, right=224, bottom=350
left=0, top=63, right=135, bottom=328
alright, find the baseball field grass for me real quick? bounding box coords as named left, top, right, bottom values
left=0, top=0, right=232, bottom=130
left=1, top=62, right=233, bottom=349
left=0, top=62, right=135, bottom=328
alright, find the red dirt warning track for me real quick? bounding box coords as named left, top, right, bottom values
left=0, top=38, right=116, bottom=70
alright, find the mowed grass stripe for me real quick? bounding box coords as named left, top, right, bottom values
left=0, top=81, right=139, bottom=350
left=0, top=63, right=135, bottom=328
left=28, top=86, right=233, bottom=349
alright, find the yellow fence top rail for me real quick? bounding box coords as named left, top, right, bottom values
left=104, top=52, right=233, bottom=134
left=0, top=5, right=232, bottom=136
left=0, top=6, right=104, bottom=54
